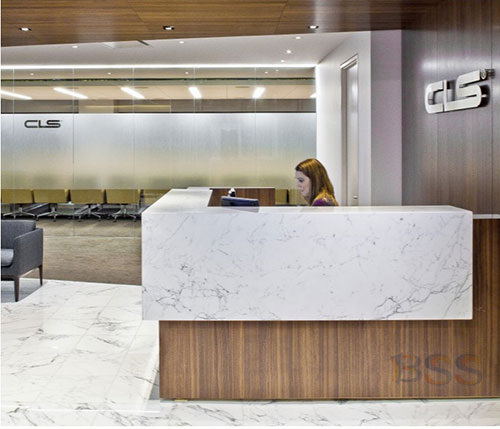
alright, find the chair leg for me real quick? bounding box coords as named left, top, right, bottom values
left=14, top=276, right=20, bottom=302
left=39, top=265, right=43, bottom=286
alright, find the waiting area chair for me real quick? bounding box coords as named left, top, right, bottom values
left=33, top=189, right=69, bottom=221
left=143, top=189, right=171, bottom=206
left=104, top=189, right=143, bottom=221
left=70, top=189, right=105, bottom=221
left=275, top=189, right=289, bottom=205
left=1, top=220, right=43, bottom=302
left=288, top=188, right=307, bottom=205
left=1, top=189, right=41, bottom=219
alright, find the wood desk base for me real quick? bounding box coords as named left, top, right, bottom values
left=159, top=219, right=499, bottom=399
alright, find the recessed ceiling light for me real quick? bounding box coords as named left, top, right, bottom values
left=107, top=72, right=112, bottom=75
left=0, top=90, right=32, bottom=100
left=308, top=25, right=319, bottom=29
left=53, top=87, right=88, bottom=99
left=189, top=86, right=202, bottom=99
left=286, top=50, right=292, bottom=54
left=179, top=40, right=184, bottom=44
left=253, top=87, right=265, bottom=99
left=29, top=73, right=35, bottom=76
left=19, top=27, right=31, bottom=31
left=185, top=71, right=189, bottom=75
left=295, top=36, right=302, bottom=40
left=121, top=86, right=145, bottom=99
left=310, top=92, right=317, bottom=98
left=72, top=45, right=78, bottom=49
left=280, top=60, right=285, bottom=63
left=264, top=71, right=269, bottom=74
left=163, top=25, right=175, bottom=31
left=275, top=69, right=279, bottom=72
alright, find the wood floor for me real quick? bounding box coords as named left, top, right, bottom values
left=25, top=218, right=141, bottom=285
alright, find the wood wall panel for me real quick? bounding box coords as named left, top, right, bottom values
left=160, top=220, right=499, bottom=399
left=402, top=0, right=496, bottom=214
left=402, top=10, right=438, bottom=205
left=493, top=0, right=500, bottom=214
left=435, top=0, right=493, bottom=214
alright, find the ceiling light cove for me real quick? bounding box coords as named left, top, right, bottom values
left=1, top=64, right=315, bottom=70
left=0, top=89, right=32, bottom=100
left=121, top=86, right=145, bottom=99
left=253, top=87, right=265, bottom=99
left=53, top=87, right=88, bottom=99
left=189, top=86, right=202, bottom=99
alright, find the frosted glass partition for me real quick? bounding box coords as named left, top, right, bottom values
left=2, top=113, right=316, bottom=189
left=1, top=67, right=316, bottom=191
left=2, top=114, right=74, bottom=188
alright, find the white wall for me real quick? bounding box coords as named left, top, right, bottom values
left=316, top=30, right=402, bottom=206
left=371, top=31, right=402, bottom=205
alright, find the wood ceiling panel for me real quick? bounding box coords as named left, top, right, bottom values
left=1, top=0, right=442, bottom=47
left=128, top=0, right=287, bottom=23
left=142, top=22, right=280, bottom=39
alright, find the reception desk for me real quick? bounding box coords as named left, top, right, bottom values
left=142, top=189, right=499, bottom=399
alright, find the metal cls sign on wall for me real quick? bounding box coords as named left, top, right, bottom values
left=425, top=69, right=493, bottom=114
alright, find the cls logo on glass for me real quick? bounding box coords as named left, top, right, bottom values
left=24, top=120, right=61, bottom=128
left=425, top=69, right=492, bottom=114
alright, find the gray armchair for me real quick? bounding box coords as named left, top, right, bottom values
left=1, top=220, right=43, bottom=302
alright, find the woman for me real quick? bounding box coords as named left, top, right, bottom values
left=295, top=158, right=339, bottom=206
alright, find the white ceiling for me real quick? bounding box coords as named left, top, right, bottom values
left=1, top=32, right=349, bottom=68
left=1, top=32, right=350, bottom=101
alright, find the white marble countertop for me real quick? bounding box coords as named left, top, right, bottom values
left=144, top=188, right=469, bottom=215
left=142, top=189, right=473, bottom=321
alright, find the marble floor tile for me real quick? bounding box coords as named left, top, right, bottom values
left=1, top=406, right=97, bottom=426
left=15, top=333, right=82, bottom=356
left=135, top=320, right=159, bottom=336
left=50, top=304, right=103, bottom=321
left=1, top=375, right=52, bottom=403
left=2, top=280, right=158, bottom=420
left=84, top=320, right=142, bottom=338
left=55, top=350, right=128, bottom=376
left=2, top=279, right=498, bottom=426
left=35, top=375, right=117, bottom=407
left=97, top=305, right=143, bottom=323
left=39, top=318, right=94, bottom=336
left=74, top=333, right=135, bottom=354
left=106, top=375, right=156, bottom=408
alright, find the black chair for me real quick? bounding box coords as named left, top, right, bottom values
left=1, top=220, right=43, bottom=302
